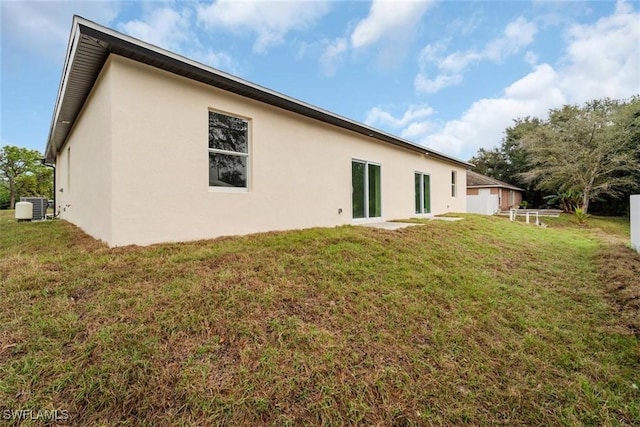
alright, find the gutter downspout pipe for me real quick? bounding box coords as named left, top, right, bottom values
left=41, top=159, right=56, bottom=218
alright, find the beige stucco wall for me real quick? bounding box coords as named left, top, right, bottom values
left=60, top=55, right=467, bottom=246
left=56, top=60, right=113, bottom=243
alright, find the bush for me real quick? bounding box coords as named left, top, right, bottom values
left=0, top=186, right=10, bottom=210
left=573, top=207, right=589, bottom=224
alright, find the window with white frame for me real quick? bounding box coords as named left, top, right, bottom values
left=451, top=171, right=457, bottom=197
left=208, top=111, right=249, bottom=188
left=415, top=172, right=431, bottom=214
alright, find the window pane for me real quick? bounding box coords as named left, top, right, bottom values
left=209, top=112, right=248, bottom=153
left=423, top=174, right=431, bottom=213
left=352, top=161, right=365, bottom=219
left=209, top=112, right=247, bottom=131
left=368, top=163, right=381, bottom=218
left=209, top=153, right=247, bottom=187
left=415, top=173, right=421, bottom=214
left=451, top=171, right=456, bottom=197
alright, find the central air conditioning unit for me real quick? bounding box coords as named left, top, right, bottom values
left=20, top=197, right=48, bottom=220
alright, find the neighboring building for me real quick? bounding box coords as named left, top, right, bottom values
left=466, top=170, right=524, bottom=215
left=45, top=17, right=471, bottom=247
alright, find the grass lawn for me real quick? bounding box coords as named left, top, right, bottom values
left=0, top=210, right=638, bottom=426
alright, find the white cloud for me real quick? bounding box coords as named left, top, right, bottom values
left=558, top=1, right=640, bottom=102
left=504, top=64, right=559, bottom=100
left=417, top=41, right=447, bottom=63
left=1, top=0, right=120, bottom=61
left=190, top=51, right=237, bottom=73
left=615, top=0, right=634, bottom=14
left=447, top=12, right=483, bottom=37
left=319, top=38, right=348, bottom=76
left=350, top=0, right=433, bottom=49
left=414, top=73, right=463, bottom=93
left=196, top=0, right=330, bottom=53
left=365, top=104, right=434, bottom=128
left=401, top=121, right=434, bottom=140
left=368, top=65, right=562, bottom=156
left=438, top=51, right=482, bottom=74
left=484, top=17, right=537, bottom=61
left=320, top=0, right=434, bottom=76
left=415, top=16, right=538, bottom=94
left=118, top=7, right=238, bottom=74
left=424, top=64, right=566, bottom=157
left=119, top=8, right=191, bottom=52
left=414, top=2, right=639, bottom=160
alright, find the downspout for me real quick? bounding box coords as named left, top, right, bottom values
left=41, top=159, right=56, bottom=218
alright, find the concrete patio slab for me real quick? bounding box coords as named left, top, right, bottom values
left=357, top=217, right=463, bottom=230
left=430, top=217, right=463, bottom=222
left=358, top=222, right=423, bottom=230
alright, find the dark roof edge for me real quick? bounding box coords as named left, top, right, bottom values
left=45, top=16, right=473, bottom=168
left=467, top=184, right=525, bottom=191
left=466, top=170, right=525, bottom=191
left=44, top=16, right=81, bottom=162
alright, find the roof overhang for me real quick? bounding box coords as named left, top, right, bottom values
left=46, top=16, right=473, bottom=168
left=467, top=185, right=525, bottom=191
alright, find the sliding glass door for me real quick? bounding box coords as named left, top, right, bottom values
left=415, top=172, right=431, bottom=214
left=352, top=160, right=381, bottom=219
left=352, top=161, right=366, bottom=218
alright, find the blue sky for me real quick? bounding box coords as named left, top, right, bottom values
left=1, top=0, right=638, bottom=161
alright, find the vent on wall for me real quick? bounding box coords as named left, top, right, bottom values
left=20, top=197, right=48, bottom=220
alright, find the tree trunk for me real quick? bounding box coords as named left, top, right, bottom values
left=582, top=190, right=590, bottom=214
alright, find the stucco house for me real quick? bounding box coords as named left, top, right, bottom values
left=466, top=170, right=524, bottom=215
left=45, top=17, right=471, bottom=247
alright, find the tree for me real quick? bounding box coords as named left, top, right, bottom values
left=0, top=146, right=47, bottom=208
left=518, top=98, right=640, bottom=213
left=15, top=167, right=53, bottom=200
left=0, top=185, right=10, bottom=209
left=590, top=95, right=640, bottom=215
left=470, top=117, right=545, bottom=206
left=542, top=189, right=583, bottom=213
left=469, top=147, right=508, bottom=179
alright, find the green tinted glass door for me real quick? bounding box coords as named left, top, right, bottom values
left=415, top=173, right=421, bottom=214
left=352, top=161, right=366, bottom=219
left=352, top=161, right=381, bottom=219
left=368, top=163, right=381, bottom=218
left=423, top=174, right=431, bottom=214
left=415, top=173, right=431, bottom=214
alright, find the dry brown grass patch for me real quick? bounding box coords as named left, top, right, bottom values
left=596, top=244, right=640, bottom=337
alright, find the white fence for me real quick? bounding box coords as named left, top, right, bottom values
left=631, top=195, right=640, bottom=253
left=467, top=192, right=499, bottom=215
